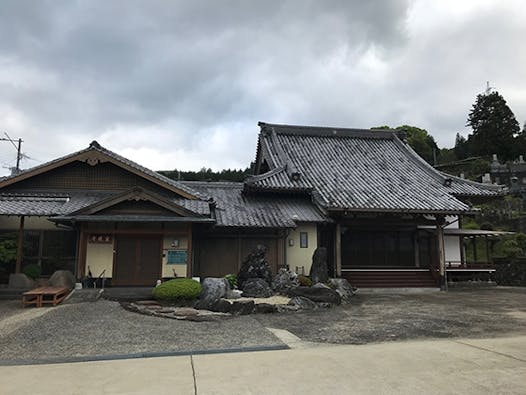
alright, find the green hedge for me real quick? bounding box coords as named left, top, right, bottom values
left=22, top=263, right=41, bottom=280
left=152, top=278, right=202, bottom=301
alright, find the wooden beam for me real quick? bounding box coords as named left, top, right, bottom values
left=335, top=223, right=342, bottom=277
left=15, top=216, right=25, bottom=273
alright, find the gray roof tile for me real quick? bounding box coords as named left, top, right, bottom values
left=182, top=181, right=327, bottom=227
left=248, top=123, right=505, bottom=214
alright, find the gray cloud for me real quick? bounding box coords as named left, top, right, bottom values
left=0, top=0, right=524, bottom=175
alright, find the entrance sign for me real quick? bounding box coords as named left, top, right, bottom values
left=167, top=250, right=187, bottom=264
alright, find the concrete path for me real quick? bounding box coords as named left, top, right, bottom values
left=1, top=335, right=525, bottom=395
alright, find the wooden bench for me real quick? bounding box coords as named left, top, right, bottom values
left=22, top=287, right=70, bottom=308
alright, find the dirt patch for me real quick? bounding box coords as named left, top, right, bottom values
left=255, top=287, right=526, bottom=344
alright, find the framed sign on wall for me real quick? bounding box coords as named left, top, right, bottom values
left=167, top=250, right=187, bottom=265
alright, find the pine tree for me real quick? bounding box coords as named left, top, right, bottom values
left=466, top=91, right=519, bottom=160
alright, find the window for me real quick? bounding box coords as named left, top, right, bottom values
left=23, top=230, right=77, bottom=275
left=300, top=232, right=308, bottom=248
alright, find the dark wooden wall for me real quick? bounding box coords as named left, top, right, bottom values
left=194, top=230, right=285, bottom=277
left=6, top=161, right=170, bottom=193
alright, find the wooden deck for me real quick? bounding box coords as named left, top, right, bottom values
left=22, top=287, right=70, bottom=308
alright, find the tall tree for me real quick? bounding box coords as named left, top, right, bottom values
left=466, top=91, right=519, bottom=160
left=372, top=125, right=439, bottom=164
left=454, top=133, right=469, bottom=160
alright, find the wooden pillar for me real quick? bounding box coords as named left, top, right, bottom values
left=436, top=216, right=446, bottom=290
left=459, top=235, right=465, bottom=267
left=414, top=232, right=420, bottom=268
left=187, top=224, right=193, bottom=278
left=485, top=235, right=490, bottom=264
left=77, top=228, right=88, bottom=279
left=335, top=223, right=342, bottom=277
left=15, top=216, right=25, bottom=273
left=472, top=237, right=477, bottom=264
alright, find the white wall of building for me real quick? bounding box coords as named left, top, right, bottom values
left=286, top=223, right=318, bottom=275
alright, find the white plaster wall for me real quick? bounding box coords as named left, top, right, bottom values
left=0, top=216, right=57, bottom=230
left=162, top=235, right=188, bottom=278
left=86, top=242, right=114, bottom=278
left=444, top=236, right=461, bottom=266
left=445, top=216, right=460, bottom=229
left=286, top=223, right=318, bottom=275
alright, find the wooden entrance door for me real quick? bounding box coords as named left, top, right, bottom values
left=114, top=235, right=161, bottom=286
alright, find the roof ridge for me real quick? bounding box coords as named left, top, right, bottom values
left=258, top=121, right=395, bottom=138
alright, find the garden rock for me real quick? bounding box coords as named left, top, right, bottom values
left=237, top=245, right=272, bottom=288
left=8, top=273, right=35, bottom=289
left=226, top=289, right=243, bottom=299
left=49, top=270, right=76, bottom=289
left=210, top=298, right=233, bottom=313
left=195, top=277, right=229, bottom=309
left=312, top=282, right=331, bottom=289
left=255, top=303, right=278, bottom=314
left=241, top=278, right=273, bottom=298
left=328, top=278, right=355, bottom=302
left=288, top=296, right=317, bottom=310
left=288, top=286, right=341, bottom=305
left=272, top=268, right=299, bottom=294
left=230, top=300, right=255, bottom=315
left=309, top=247, right=328, bottom=284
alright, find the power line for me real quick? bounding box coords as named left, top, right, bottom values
left=0, top=132, right=23, bottom=174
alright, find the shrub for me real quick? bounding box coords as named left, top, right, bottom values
left=224, top=273, right=237, bottom=289
left=22, top=263, right=41, bottom=280
left=152, top=278, right=202, bottom=302
left=297, top=275, right=313, bottom=287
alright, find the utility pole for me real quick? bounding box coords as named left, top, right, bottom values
left=1, top=133, right=23, bottom=174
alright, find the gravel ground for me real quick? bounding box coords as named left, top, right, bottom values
left=1, top=286, right=525, bottom=363
left=255, top=286, right=526, bottom=344
left=0, top=299, right=283, bottom=363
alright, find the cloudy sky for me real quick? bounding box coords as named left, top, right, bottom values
left=0, top=0, right=524, bottom=175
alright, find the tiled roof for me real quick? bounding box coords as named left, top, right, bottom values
left=441, top=173, right=506, bottom=197
left=247, top=123, right=505, bottom=214
left=0, top=190, right=210, bottom=217
left=0, top=192, right=111, bottom=216
left=0, top=141, right=202, bottom=199
left=182, top=181, right=328, bottom=228
left=172, top=198, right=211, bottom=216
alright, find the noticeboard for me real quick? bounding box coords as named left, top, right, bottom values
left=167, top=250, right=187, bottom=265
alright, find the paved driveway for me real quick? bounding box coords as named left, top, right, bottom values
left=256, top=286, right=526, bottom=344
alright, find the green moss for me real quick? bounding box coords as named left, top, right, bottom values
left=297, top=275, right=313, bottom=287
left=152, top=278, right=202, bottom=302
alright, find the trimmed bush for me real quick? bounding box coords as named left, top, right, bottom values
left=297, top=275, right=313, bottom=287
left=224, top=273, right=237, bottom=289
left=152, top=278, right=202, bottom=302
left=22, top=263, right=41, bottom=280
